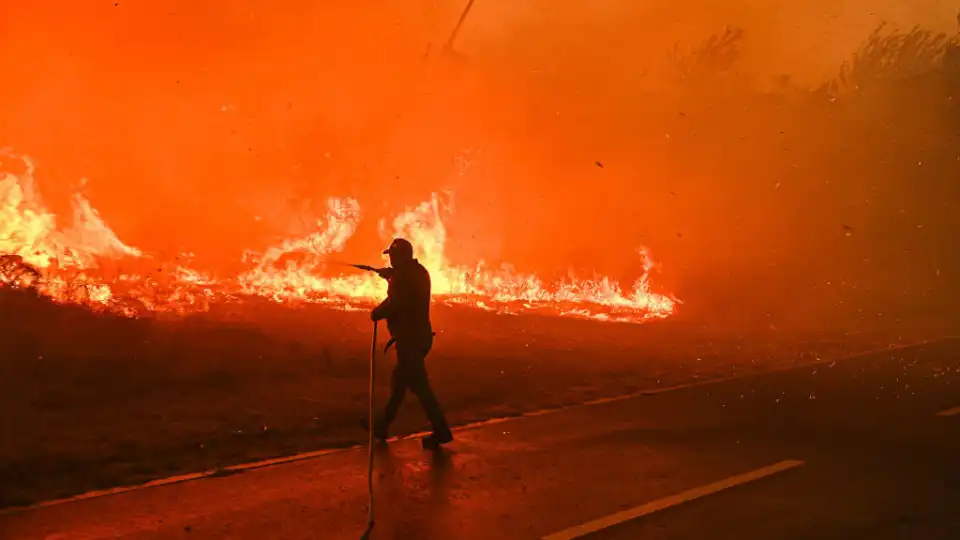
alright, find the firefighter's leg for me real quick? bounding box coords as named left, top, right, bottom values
left=406, top=362, right=452, bottom=440
left=380, top=363, right=409, bottom=432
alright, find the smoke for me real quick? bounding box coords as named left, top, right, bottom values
left=2, top=1, right=958, bottom=330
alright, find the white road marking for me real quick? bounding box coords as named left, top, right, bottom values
left=541, top=459, right=806, bottom=540
left=936, top=406, right=960, bottom=417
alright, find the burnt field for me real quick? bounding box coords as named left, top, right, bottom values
left=2, top=288, right=953, bottom=508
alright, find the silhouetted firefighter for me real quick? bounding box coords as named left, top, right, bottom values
left=362, top=238, right=453, bottom=450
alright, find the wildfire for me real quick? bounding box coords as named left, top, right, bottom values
left=1, top=153, right=677, bottom=323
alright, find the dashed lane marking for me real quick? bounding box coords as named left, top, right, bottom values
left=541, top=459, right=806, bottom=540
left=936, top=406, right=960, bottom=417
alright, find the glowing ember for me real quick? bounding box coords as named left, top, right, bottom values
left=0, top=152, right=677, bottom=322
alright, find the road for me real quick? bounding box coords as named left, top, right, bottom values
left=2, top=337, right=958, bottom=540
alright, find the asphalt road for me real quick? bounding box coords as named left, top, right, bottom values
left=2, top=337, right=958, bottom=540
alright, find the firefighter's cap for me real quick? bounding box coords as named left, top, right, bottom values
left=382, top=238, right=414, bottom=257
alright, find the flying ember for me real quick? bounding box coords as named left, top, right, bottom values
left=0, top=153, right=677, bottom=322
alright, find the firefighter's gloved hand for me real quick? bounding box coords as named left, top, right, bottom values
left=370, top=306, right=386, bottom=322
left=375, top=267, right=394, bottom=280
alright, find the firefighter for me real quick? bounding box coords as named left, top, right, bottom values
left=364, top=238, right=453, bottom=450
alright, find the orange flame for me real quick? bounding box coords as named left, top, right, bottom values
left=0, top=154, right=141, bottom=270
left=1, top=152, right=677, bottom=323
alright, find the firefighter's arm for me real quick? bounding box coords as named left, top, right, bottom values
left=371, top=297, right=391, bottom=321
left=370, top=275, right=409, bottom=321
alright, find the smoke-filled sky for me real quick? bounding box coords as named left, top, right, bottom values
left=2, top=0, right=958, bottom=323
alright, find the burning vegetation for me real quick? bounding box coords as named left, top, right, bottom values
left=0, top=152, right=676, bottom=322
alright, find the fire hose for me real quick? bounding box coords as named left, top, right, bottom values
left=361, top=320, right=378, bottom=540
left=350, top=265, right=397, bottom=539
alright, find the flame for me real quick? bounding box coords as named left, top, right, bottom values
left=0, top=155, right=141, bottom=271
left=1, top=152, right=677, bottom=322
